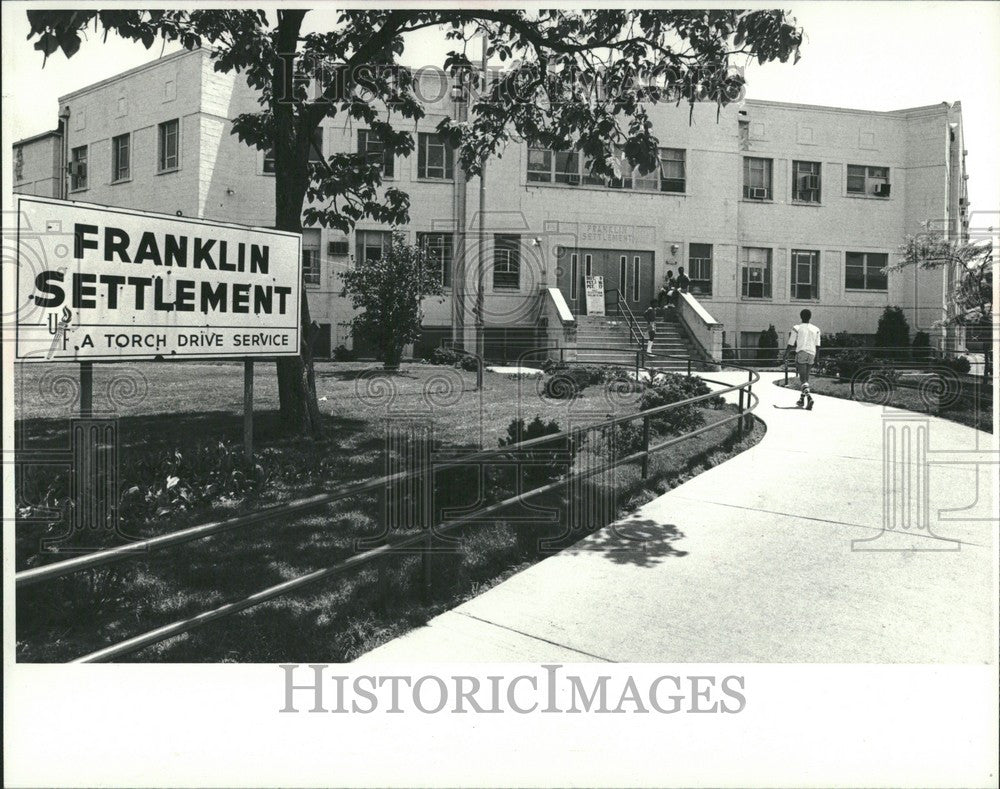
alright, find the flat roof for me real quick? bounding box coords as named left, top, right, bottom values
left=745, top=98, right=958, bottom=117
left=13, top=128, right=61, bottom=146
left=58, top=46, right=204, bottom=103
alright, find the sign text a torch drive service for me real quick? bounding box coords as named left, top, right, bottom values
left=15, top=196, right=302, bottom=362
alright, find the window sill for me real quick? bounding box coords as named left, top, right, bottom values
left=415, top=177, right=455, bottom=184
left=740, top=197, right=774, bottom=204
left=844, top=288, right=889, bottom=293
left=111, top=178, right=132, bottom=186
left=790, top=297, right=821, bottom=303
left=845, top=193, right=891, bottom=201
left=525, top=180, right=686, bottom=196
left=157, top=167, right=180, bottom=176
left=740, top=296, right=773, bottom=302
left=790, top=200, right=822, bottom=207
left=493, top=287, right=521, bottom=293
left=69, top=187, right=89, bottom=194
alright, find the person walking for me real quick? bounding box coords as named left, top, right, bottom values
left=783, top=308, right=821, bottom=409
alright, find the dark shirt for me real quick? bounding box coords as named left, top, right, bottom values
left=676, top=273, right=691, bottom=291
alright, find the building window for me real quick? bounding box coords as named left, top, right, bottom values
left=327, top=237, right=350, bottom=257
left=158, top=119, right=179, bottom=172
left=70, top=145, right=88, bottom=191
left=529, top=146, right=685, bottom=192
left=632, top=255, right=640, bottom=301
left=792, top=160, right=820, bottom=203
left=619, top=255, right=627, bottom=295
left=493, top=234, right=521, bottom=290
left=743, top=157, right=772, bottom=200
left=302, top=230, right=321, bottom=286
left=845, top=251, right=888, bottom=291
left=554, top=151, right=581, bottom=185
left=741, top=247, right=772, bottom=299
left=417, top=133, right=454, bottom=180
left=527, top=147, right=553, bottom=183
left=355, top=230, right=391, bottom=265
left=570, top=253, right=579, bottom=300
left=418, top=232, right=453, bottom=287
left=847, top=165, right=890, bottom=197
left=584, top=253, right=593, bottom=278
left=791, top=250, right=820, bottom=300
left=358, top=129, right=394, bottom=177
left=14, top=146, right=24, bottom=182
left=658, top=148, right=686, bottom=193
left=688, top=243, right=713, bottom=296
left=263, top=128, right=324, bottom=174
left=112, top=134, right=130, bottom=182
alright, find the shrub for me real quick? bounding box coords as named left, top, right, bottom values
left=875, top=306, right=910, bottom=360
left=639, top=374, right=719, bottom=435
left=497, top=416, right=577, bottom=490
left=455, top=353, right=479, bottom=372
left=332, top=344, right=356, bottom=362
left=431, top=346, right=460, bottom=366
left=600, top=418, right=646, bottom=457
left=542, top=367, right=590, bottom=399
left=835, top=349, right=875, bottom=379
left=943, top=355, right=971, bottom=375
left=823, top=331, right=865, bottom=352
left=912, top=331, right=932, bottom=362
left=758, top=325, right=780, bottom=363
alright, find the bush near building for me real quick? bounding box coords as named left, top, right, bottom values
left=875, top=306, right=911, bottom=360
left=758, top=325, right=780, bottom=363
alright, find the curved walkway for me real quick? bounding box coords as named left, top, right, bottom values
left=357, top=373, right=996, bottom=663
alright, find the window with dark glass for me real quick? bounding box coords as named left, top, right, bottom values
left=112, top=134, right=130, bottom=182
left=792, top=160, right=821, bottom=202
left=658, top=148, right=686, bottom=193
left=264, top=128, right=324, bottom=174
left=791, top=250, right=820, bottom=299
left=418, top=232, right=453, bottom=287
left=493, top=234, right=521, bottom=290
left=70, top=145, right=88, bottom=191
left=302, top=230, right=321, bottom=286
left=847, top=165, right=890, bottom=196
left=355, top=230, right=391, bottom=265
left=845, top=251, right=888, bottom=290
left=158, top=119, right=179, bottom=172
left=554, top=151, right=581, bottom=185
left=688, top=243, right=713, bottom=296
left=358, top=129, right=394, bottom=177
left=527, top=147, right=552, bottom=182
left=742, top=157, right=772, bottom=199
left=417, top=133, right=454, bottom=180
left=741, top=247, right=772, bottom=298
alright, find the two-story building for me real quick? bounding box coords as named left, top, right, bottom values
left=13, top=47, right=969, bottom=360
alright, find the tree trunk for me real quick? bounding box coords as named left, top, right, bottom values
left=274, top=155, right=322, bottom=436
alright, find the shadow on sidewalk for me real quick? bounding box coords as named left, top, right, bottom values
left=570, top=517, right=688, bottom=567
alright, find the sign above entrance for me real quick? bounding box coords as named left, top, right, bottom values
left=14, top=196, right=302, bottom=362
left=585, top=275, right=605, bottom=316
left=580, top=222, right=655, bottom=246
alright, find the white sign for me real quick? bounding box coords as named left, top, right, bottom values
left=584, top=275, right=605, bottom=316
left=14, top=196, right=302, bottom=361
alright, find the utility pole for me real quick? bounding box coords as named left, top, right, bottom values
left=451, top=72, right=468, bottom=349
left=476, top=33, right=487, bottom=362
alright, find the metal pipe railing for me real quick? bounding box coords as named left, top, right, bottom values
left=20, top=350, right=760, bottom=661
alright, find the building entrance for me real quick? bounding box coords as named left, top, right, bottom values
left=557, top=248, right=655, bottom=315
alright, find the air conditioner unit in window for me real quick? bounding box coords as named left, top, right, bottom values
left=802, top=175, right=820, bottom=190
left=874, top=183, right=891, bottom=197
left=749, top=187, right=768, bottom=199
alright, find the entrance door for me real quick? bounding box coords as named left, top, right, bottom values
left=557, top=248, right=655, bottom=315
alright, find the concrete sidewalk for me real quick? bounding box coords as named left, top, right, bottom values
left=357, top=373, right=996, bottom=663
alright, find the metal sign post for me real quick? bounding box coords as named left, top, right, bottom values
left=243, top=359, right=254, bottom=463
left=79, top=360, right=93, bottom=417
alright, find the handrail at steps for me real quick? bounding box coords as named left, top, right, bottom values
left=676, top=291, right=723, bottom=363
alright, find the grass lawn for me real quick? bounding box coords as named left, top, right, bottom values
left=15, top=360, right=763, bottom=662
left=785, top=372, right=993, bottom=433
